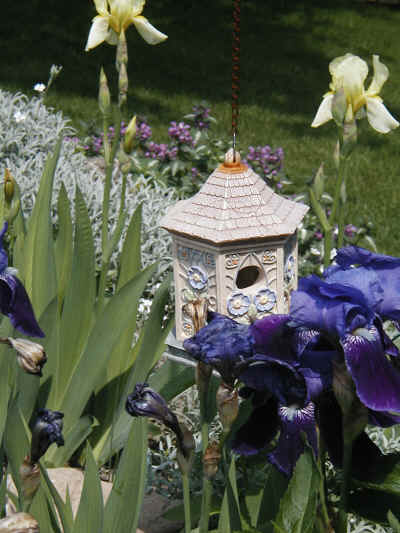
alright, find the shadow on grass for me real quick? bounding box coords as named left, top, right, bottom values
left=0, top=0, right=376, bottom=116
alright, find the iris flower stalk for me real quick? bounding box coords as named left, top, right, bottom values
left=183, top=299, right=214, bottom=533
left=126, top=384, right=195, bottom=533
left=291, top=246, right=400, bottom=531
left=310, top=53, right=398, bottom=267
left=19, top=409, right=64, bottom=510
left=86, top=1, right=166, bottom=310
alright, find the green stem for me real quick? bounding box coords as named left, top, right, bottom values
left=337, top=199, right=346, bottom=249
left=97, top=111, right=121, bottom=310
left=317, top=433, right=332, bottom=531
left=197, top=362, right=212, bottom=533
left=323, top=231, right=333, bottom=269
left=101, top=109, right=121, bottom=255
left=337, top=438, right=353, bottom=533
left=329, top=157, right=344, bottom=227
left=199, top=478, right=212, bottom=533
left=103, top=115, right=111, bottom=165
left=182, top=472, right=192, bottom=533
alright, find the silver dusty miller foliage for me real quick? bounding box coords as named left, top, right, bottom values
left=0, top=89, right=175, bottom=279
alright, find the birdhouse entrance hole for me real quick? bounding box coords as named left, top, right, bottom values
left=236, top=265, right=261, bottom=289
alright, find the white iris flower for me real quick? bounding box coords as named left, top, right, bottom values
left=85, top=0, right=167, bottom=51
left=312, top=53, right=399, bottom=134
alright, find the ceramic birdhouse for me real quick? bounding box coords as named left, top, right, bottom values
left=161, top=149, right=309, bottom=342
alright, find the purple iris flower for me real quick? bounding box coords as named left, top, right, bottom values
left=183, top=311, right=255, bottom=386
left=184, top=312, right=328, bottom=476
left=30, top=408, right=64, bottom=463
left=0, top=223, right=44, bottom=338
left=290, top=246, right=400, bottom=413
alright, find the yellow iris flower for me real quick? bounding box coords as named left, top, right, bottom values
left=85, top=0, right=167, bottom=51
left=312, top=53, right=399, bottom=134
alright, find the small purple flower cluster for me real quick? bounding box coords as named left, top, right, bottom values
left=144, top=142, right=178, bottom=161
left=344, top=224, right=358, bottom=238
left=314, top=224, right=358, bottom=242
left=79, top=122, right=128, bottom=156
left=136, top=118, right=152, bottom=143
left=168, top=121, right=193, bottom=145
left=244, top=145, right=284, bottom=182
left=192, top=104, right=211, bottom=130
left=64, top=136, right=80, bottom=144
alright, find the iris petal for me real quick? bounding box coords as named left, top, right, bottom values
left=366, top=55, right=389, bottom=96
left=0, top=272, right=44, bottom=338
left=366, top=97, right=399, bottom=133
left=183, top=312, right=254, bottom=384
left=0, top=222, right=8, bottom=272
left=368, top=409, right=400, bottom=427
left=342, top=327, right=400, bottom=411
left=311, top=94, right=334, bottom=128
left=85, top=15, right=110, bottom=51
left=268, top=402, right=317, bottom=477
left=249, top=314, right=293, bottom=360
left=132, top=15, right=168, bottom=45
left=334, top=246, right=400, bottom=321
left=239, top=355, right=306, bottom=405
left=291, top=275, right=372, bottom=338
left=232, top=396, right=279, bottom=455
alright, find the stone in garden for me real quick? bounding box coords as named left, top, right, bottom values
left=7, top=468, right=182, bottom=533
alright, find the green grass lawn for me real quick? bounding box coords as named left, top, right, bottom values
left=2, top=0, right=400, bottom=254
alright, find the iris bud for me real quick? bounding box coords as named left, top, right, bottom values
left=203, top=442, right=221, bottom=480
left=176, top=424, right=196, bottom=475
left=126, top=383, right=181, bottom=436
left=30, top=409, right=64, bottom=463
left=0, top=512, right=39, bottom=533
left=118, top=63, right=128, bottom=107
left=4, top=168, right=15, bottom=204
left=126, top=384, right=195, bottom=473
left=98, top=67, right=111, bottom=116
left=19, top=457, right=40, bottom=505
left=183, top=297, right=208, bottom=333
left=123, top=115, right=137, bottom=154
left=7, top=338, right=47, bottom=376
left=216, top=383, right=239, bottom=433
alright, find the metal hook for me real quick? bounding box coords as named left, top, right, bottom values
left=232, top=131, right=236, bottom=162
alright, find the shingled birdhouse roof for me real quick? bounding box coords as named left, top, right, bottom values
left=161, top=150, right=309, bottom=245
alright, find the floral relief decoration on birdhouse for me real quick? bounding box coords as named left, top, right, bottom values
left=176, top=244, right=217, bottom=337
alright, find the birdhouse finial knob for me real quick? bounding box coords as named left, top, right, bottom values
left=224, top=148, right=241, bottom=165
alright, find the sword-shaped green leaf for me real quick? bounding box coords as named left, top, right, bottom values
left=54, top=183, right=73, bottom=310
left=73, top=444, right=104, bottom=533
left=58, top=263, right=157, bottom=435
left=58, top=186, right=95, bottom=397
left=273, top=447, right=320, bottom=533
left=104, top=418, right=147, bottom=533
left=95, top=275, right=173, bottom=464
left=22, top=137, right=61, bottom=316
left=218, top=456, right=242, bottom=533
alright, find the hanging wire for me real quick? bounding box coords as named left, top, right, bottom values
left=231, top=0, right=241, bottom=161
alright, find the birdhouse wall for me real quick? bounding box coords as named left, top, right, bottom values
left=171, top=232, right=299, bottom=341
left=217, top=239, right=285, bottom=324
left=172, top=235, right=219, bottom=341
left=282, top=232, right=299, bottom=312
